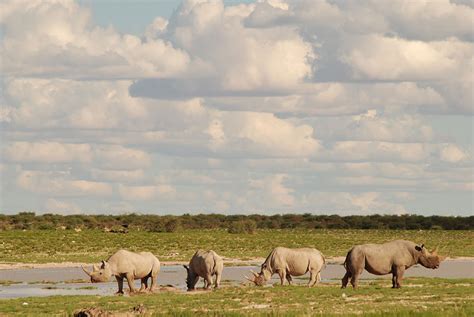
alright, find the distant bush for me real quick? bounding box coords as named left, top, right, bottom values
left=228, top=220, right=257, bottom=234
left=38, top=223, right=55, bottom=230
left=164, top=219, right=181, bottom=233
left=0, top=213, right=472, bottom=231
left=105, top=225, right=129, bottom=234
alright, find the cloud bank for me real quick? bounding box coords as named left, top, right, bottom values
left=1, top=0, right=472, bottom=215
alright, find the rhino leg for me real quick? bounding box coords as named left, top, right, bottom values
left=139, top=277, right=148, bottom=292
left=392, top=266, right=405, bottom=289
left=115, top=276, right=124, bottom=295
left=286, top=273, right=293, bottom=285
left=350, top=270, right=362, bottom=289
left=309, top=270, right=322, bottom=287
left=189, top=276, right=199, bottom=290
left=150, top=274, right=157, bottom=292
left=341, top=271, right=351, bottom=288
left=204, top=274, right=213, bottom=289
left=278, top=270, right=287, bottom=286
left=308, top=271, right=317, bottom=287
left=348, top=261, right=363, bottom=289
left=214, top=272, right=221, bottom=289
left=345, top=250, right=364, bottom=289
left=126, top=273, right=137, bottom=293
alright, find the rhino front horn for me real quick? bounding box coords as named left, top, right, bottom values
left=81, top=265, right=92, bottom=277
left=250, top=269, right=259, bottom=277
left=244, top=275, right=255, bottom=282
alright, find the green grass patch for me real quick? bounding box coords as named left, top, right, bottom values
left=0, top=278, right=472, bottom=316
left=27, top=281, right=57, bottom=285
left=0, top=281, right=21, bottom=286
left=0, top=229, right=472, bottom=264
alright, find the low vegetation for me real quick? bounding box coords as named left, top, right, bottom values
left=1, top=212, right=473, bottom=231
left=0, top=278, right=472, bottom=316
left=0, top=229, right=472, bottom=263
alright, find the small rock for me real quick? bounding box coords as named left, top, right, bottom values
left=131, top=304, right=147, bottom=314
left=74, top=307, right=108, bottom=317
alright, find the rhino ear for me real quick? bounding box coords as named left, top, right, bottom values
left=100, top=260, right=107, bottom=268
left=415, top=245, right=423, bottom=252
left=183, top=265, right=189, bottom=272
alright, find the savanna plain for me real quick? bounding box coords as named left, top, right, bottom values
left=0, top=229, right=473, bottom=316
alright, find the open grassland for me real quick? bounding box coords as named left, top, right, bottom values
left=0, top=229, right=472, bottom=263
left=0, top=278, right=472, bottom=316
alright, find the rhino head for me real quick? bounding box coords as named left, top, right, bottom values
left=82, top=260, right=112, bottom=283
left=416, top=244, right=445, bottom=269
left=245, top=264, right=272, bottom=286
left=183, top=265, right=198, bottom=290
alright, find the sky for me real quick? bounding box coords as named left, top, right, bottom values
left=0, top=0, right=473, bottom=216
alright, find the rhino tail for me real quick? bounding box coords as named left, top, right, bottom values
left=343, top=249, right=352, bottom=270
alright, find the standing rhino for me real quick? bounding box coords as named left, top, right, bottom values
left=342, top=240, right=445, bottom=289
left=183, top=250, right=223, bottom=290
left=82, top=249, right=160, bottom=294
left=247, top=247, right=325, bottom=287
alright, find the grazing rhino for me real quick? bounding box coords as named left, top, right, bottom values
left=183, top=250, right=223, bottom=290
left=246, top=247, right=326, bottom=287
left=82, top=249, right=160, bottom=294
left=342, top=240, right=445, bottom=289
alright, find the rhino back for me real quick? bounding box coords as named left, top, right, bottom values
left=270, top=247, right=324, bottom=276
left=108, top=250, right=159, bottom=277
left=190, top=250, right=220, bottom=277
left=353, top=240, right=418, bottom=274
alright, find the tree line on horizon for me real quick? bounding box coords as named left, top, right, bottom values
left=0, top=212, right=472, bottom=232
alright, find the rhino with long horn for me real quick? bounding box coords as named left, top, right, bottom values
left=82, top=249, right=160, bottom=294
left=247, top=247, right=326, bottom=287
left=342, top=240, right=445, bottom=289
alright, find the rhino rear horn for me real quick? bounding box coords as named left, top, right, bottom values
left=81, top=265, right=92, bottom=277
